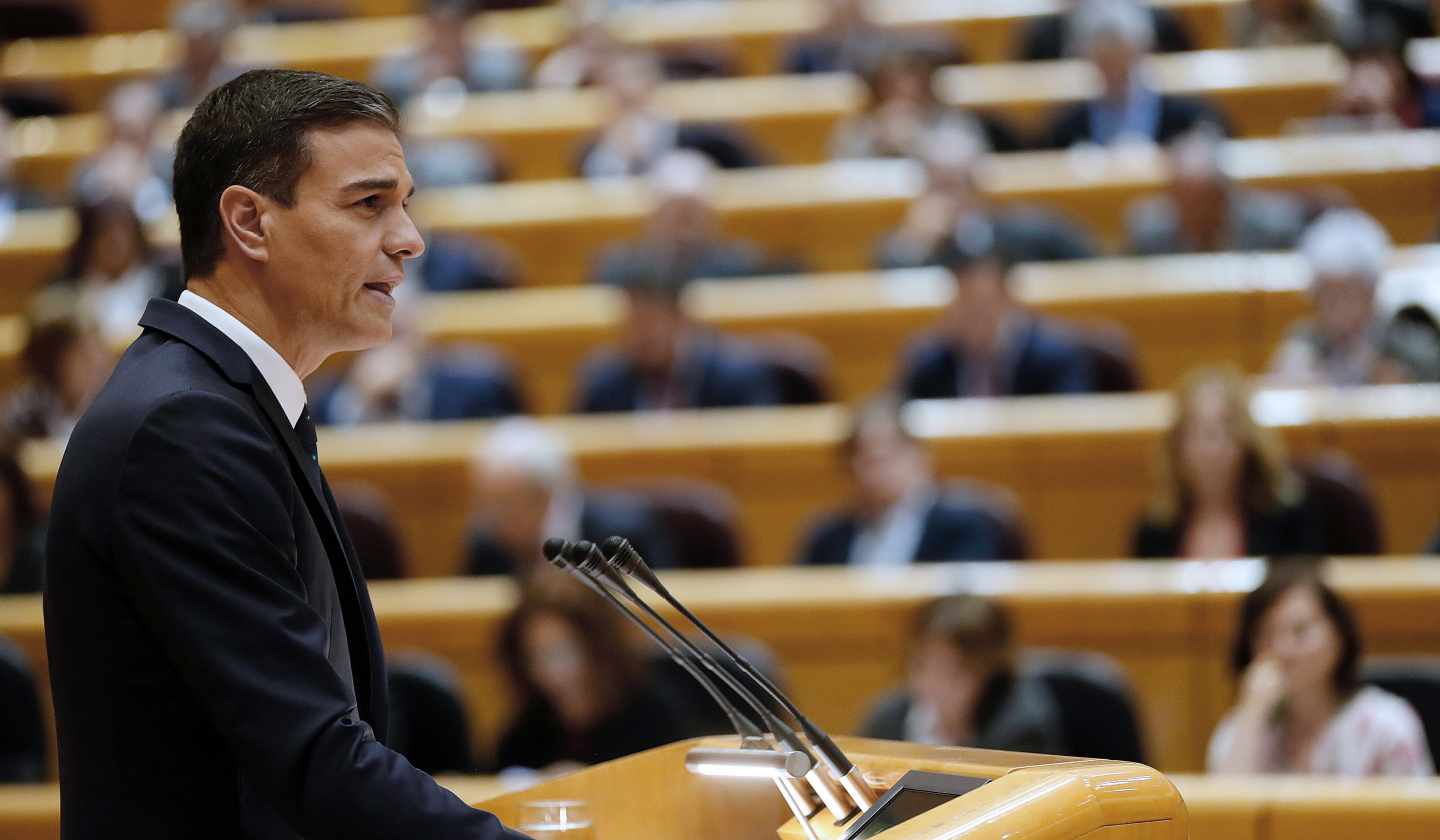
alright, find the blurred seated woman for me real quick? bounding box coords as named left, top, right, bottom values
left=51, top=197, right=179, bottom=346
left=494, top=580, right=686, bottom=772
left=1132, top=366, right=1323, bottom=558
left=861, top=595, right=1065, bottom=754
left=1209, top=561, right=1434, bottom=775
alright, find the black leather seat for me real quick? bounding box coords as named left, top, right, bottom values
left=385, top=652, right=475, bottom=775
left=1022, top=650, right=1148, bottom=764
left=0, top=635, right=45, bottom=782
left=1364, top=657, right=1440, bottom=772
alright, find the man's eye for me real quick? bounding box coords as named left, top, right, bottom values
left=357, top=195, right=382, bottom=209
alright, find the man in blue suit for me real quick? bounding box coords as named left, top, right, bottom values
left=573, top=265, right=780, bottom=413
left=796, top=396, right=1021, bottom=566
left=895, top=224, right=1095, bottom=400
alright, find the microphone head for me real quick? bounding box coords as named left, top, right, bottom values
left=563, top=540, right=607, bottom=578
left=602, top=535, right=662, bottom=590
left=541, top=538, right=570, bottom=567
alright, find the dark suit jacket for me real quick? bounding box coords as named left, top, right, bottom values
left=897, top=319, right=1096, bottom=400
left=875, top=207, right=1098, bottom=270
left=312, top=352, right=525, bottom=425
left=590, top=239, right=772, bottom=286
left=574, top=336, right=780, bottom=413
left=575, top=122, right=767, bottom=175
left=1042, top=94, right=1230, bottom=149
left=796, top=492, right=1012, bottom=566
left=1013, top=8, right=1195, bottom=61
left=465, top=491, right=676, bottom=576
left=495, top=685, right=686, bottom=771
left=44, top=300, right=522, bottom=839
left=1131, top=501, right=1326, bottom=558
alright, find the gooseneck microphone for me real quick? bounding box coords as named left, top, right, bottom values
left=559, top=540, right=854, bottom=823
left=600, top=536, right=878, bottom=811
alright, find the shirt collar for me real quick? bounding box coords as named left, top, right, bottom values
left=177, top=290, right=307, bottom=427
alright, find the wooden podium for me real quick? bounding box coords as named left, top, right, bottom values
left=470, top=736, right=1187, bottom=840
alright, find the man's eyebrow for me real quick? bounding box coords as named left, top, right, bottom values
left=340, top=177, right=402, bottom=193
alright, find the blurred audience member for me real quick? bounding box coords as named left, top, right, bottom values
left=1043, top=0, right=1229, bottom=149
left=465, top=419, right=674, bottom=577
left=1294, top=31, right=1439, bottom=133
left=495, top=579, right=686, bottom=771
left=1268, top=209, right=1434, bottom=386
left=156, top=0, right=249, bottom=110
left=0, top=442, right=45, bottom=594
left=1209, top=560, right=1434, bottom=775
left=876, top=122, right=1097, bottom=270
left=574, top=264, right=780, bottom=412
left=591, top=151, right=769, bottom=286
left=782, top=0, right=886, bottom=74
left=533, top=3, right=621, bottom=89
left=861, top=595, right=1065, bottom=753
left=1126, top=128, right=1307, bottom=255
left=576, top=50, right=765, bottom=177
left=372, top=0, right=527, bottom=105
left=310, top=297, right=524, bottom=425
left=1229, top=0, right=1358, bottom=46
left=72, top=81, right=173, bottom=223
left=796, top=396, right=1014, bottom=567
left=895, top=227, right=1095, bottom=400
left=240, top=0, right=349, bottom=23
left=1133, top=366, right=1322, bottom=558
left=414, top=232, right=517, bottom=292
left=2, top=294, right=111, bottom=443
left=0, top=107, right=49, bottom=213
left=1014, top=0, right=1195, bottom=61
left=831, top=47, right=1019, bottom=159
left=50, top=197, right=179, bottom=346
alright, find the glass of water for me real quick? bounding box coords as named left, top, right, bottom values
left=518, top=800, right=595, bottom=840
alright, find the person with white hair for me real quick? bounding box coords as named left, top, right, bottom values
left=1126, top=127, right=1307, bottom=255
left=1013, top=0, right=1196, bottom=61
left=1267, top=208, right=1420, bottom=386
left=875, top=120, right=1097, bottom=269
left=590, top=150, right=772, bottom=285
left=1043, top=0, right=1229, bottom=148
left=464, top=418, right=674, bottom=577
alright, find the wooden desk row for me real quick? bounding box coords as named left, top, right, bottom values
left=19, top=384, right=1440, bottom=574
left=3, top=130, right=1438, bottom=292
left=29, top=0, right=1242, bottom=105
left=2, top=558, right=1438, bottom=780
left=10, top=44, right=1345, bottom=190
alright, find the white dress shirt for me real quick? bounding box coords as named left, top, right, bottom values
left=177, top=290, right=307, bottom=427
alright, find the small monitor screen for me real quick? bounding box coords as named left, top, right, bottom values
left=848, top=789, right=958, bottom=840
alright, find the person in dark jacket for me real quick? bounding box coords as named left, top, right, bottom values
left=861, top=595, right=1065, bottom=755
left=780, top=0, right=891, bottom=75
left=465, top=418, right=675, bottom=578
left=796, top=396, right=1016, bottom=567
left=494, top=579, right=687, bottom=771
left=875, top=121, right=1096, bottom=271
left=1013, top=0, right=1195, bottom=61
left=895, top=226, right=1095, bottom=400
left=574, top=265, right=779, bottom=413
left=1132, top=365, right=1324, bottom=558
left=1041, top=0, right=1229, bottom=148
left=0, top=442, right=45, bottom=594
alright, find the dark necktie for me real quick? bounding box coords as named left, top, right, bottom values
left=295, top=406, right=320, bottom=470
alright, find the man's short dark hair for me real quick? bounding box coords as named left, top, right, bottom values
left=172, top=68, right=401, bottom=280
left=930, top=220, right=1015, bottom=280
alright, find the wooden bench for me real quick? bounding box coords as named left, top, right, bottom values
left=2, top=558, right=1437, bottom=781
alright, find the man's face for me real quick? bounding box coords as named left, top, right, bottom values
left=260, top=123, right=424, bottom=357
left=946, top=263, right=1010, bottom=352
left=624, top=292, right=686, bottom=375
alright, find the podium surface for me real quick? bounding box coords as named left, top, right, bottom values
left=471, top=736, right=1186, bottom=840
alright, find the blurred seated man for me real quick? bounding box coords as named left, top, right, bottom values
left=894, top=226, right=1096, bottom=400
left=371, top=0, right=528, bottom=105
left=1267, top=208, right=1429, bottom=386
left=573, top=264, right=781, bottom=412
left=782, top=0, right=888, bottom=75
left=1228, top=0, right=1358, bottom=47
left=1126, top=128, right=1307, bottom=255
left=861, top=595, right=1066, bottom=754
left=1209, top=560, right=1434, bottom=775
left=1042, top=0, right=1229, bottom=149
left=795, top=396, right=1015, bottom=567
left=72, top=81, right=173, bottom=223
left=534, top=2, right=622, bottom=89
left=310, top=296, right=525, bottom=425
left=414, top=231, right=517, bottom=293
left=0, top=106, right=48, bottom=212
left=831, top=46, right=1020, bottom=159
left=465, top=418, right=674, bottom=577
left=591, top=151, right=771, bottom=287
left=1292, top=30, right=1440, bottom=133
left=156, top=0, right=250, bottom=110
left=2, top=293, right=112, bottom=443
left=239, top=0, right=350, bottom=23
left=1014, top=0, right=1195, bottom=61
left=576, top=49, right=766, bottom=177
left=876, top=121, right=1097, bottom=270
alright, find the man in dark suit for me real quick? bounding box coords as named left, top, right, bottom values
left=464, top=418, right=674, bottom=577
left=43, top=69, right=527, bottom=839
left=1012, top=0, right=1194, bottom=61
left=796, top=397, right=1019, bottom=566
left=1040, top=0, right=1229, bottom=149
left=895, top=226, right=1095, bottom=401
left=574, top=265, right=780, bottom=413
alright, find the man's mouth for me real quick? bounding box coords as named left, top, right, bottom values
left=364, top=279, right=399, bottom=297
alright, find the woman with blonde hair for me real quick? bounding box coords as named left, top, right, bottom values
left=1132, top=365, right=1323, bottom=558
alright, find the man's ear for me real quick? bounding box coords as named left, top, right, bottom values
left=217, top=185, right=270, bottom=264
